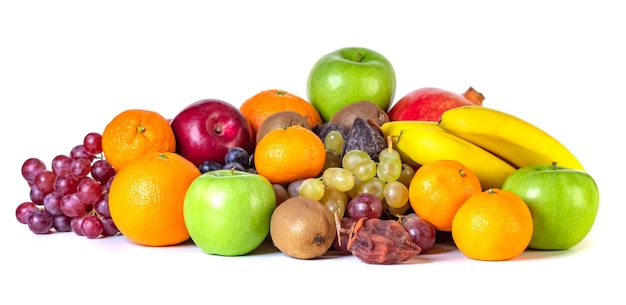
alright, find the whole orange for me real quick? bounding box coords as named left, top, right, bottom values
left=254, top=125, right=326, bottom=184
left=240, top=89, right=323, bottom=141
left=102, top=109, right=176, bottom=171
left=452, top=188, right=534, bottom=261
left=108, top=152, right=201, bottom=246
left=408, top=159, right=482, bottom=231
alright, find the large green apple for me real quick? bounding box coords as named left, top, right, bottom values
left=501, top=163, right=599, bottom=250
left=307, top=47, right=396, bottom=122
left=183, top=169, right=276, bottom=256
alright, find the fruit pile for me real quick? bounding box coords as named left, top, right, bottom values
left=14, top=46, right=600, bottom=264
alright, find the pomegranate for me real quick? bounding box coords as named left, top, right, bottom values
left=387, top=87, right=484, bottom=122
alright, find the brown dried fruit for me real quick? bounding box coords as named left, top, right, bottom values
left=347, top=218, right=421, bottom=264
left=342, top=117, right=387, bottom=162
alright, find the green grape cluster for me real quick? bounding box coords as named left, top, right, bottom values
left=297, top=130, right=416, bottom=218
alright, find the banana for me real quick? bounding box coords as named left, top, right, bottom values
left=380, top=120, right=441, bottom=166
left=439, top=106, right=585, bottom=171
left=395, top=127, right=516, bottom=190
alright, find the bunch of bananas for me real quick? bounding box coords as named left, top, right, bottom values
left=381, top=105, right=585, bottom=190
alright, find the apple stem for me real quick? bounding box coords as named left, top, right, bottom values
left=354, top=51, right=363, bottom=62
left=552, top=161, right=558, bottom=169
left=462, top=87, right=485, bottom=106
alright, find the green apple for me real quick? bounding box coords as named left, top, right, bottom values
left=501, top=162, right=599, bottom=250
left=307, top=47, right=396, bottom=122
left=183, top=169, right=276, bottom=256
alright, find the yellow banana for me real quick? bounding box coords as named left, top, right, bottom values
left=439, top=106, right=585, bottom=170
left=395, top=128, right=516, bottom=190
left=380, top=120, right=440, bottom=166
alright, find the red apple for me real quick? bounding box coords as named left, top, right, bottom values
left=387, top=87, right=484, bottom=122
left=170, top=99, right=253, bottom=167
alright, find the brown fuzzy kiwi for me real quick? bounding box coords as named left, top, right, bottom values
left=256, top=110, right=312, bottom=143
left=329, top=100, right=390, bottom=131
left=270, top=197, right=337, bottom=259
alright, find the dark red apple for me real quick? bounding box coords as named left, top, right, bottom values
left=170, top=99, right=253, bottom=167
left=387, top=87, right=484, bottom=122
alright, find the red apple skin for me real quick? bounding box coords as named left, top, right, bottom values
left=170, top=99, right=253, bottom=167
left=387, top=87, right=484, bottom=122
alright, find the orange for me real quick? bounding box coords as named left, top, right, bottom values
left=452, top=188, right=534, bottom=261
left=108, top=152, right=201, bottom=246
left=254, top=125, right=326, bottom=184
left=240, top=89, right=323, bottom=140
left=408, top=159, right=482, bottom=231
left=102, top=109, right=176, bottom=171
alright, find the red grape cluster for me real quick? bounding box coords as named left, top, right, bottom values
left=15, top=132, right=119, bottom=238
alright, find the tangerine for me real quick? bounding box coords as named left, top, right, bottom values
left=254, top=125, right=326, bottom=184
left=108, top=152, right=201, bottom=246
left=408, top=159, right=482, bottom=231
left=102, top=109, right=176, bottom=171
left=240, top=89, right=323, bottom=140
left=452, top=188, right=534, bottom=261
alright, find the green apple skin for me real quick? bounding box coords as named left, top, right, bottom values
left=501, top=164, right=599, bottom=250
left=307, top=47, right=396, bottom=122
left=183, top=169, right=276, bottom=256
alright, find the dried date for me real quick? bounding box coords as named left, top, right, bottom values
left=347, top=217, right=421, bottom=264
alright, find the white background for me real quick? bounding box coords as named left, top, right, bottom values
left=1, top=1, right=623, bottom=304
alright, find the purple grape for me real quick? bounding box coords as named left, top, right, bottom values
left=332, top=217, right=357, bottom=253
left=70, top=144, right=94, bottom=161
left=16, top=202, right=38, bottom=224
left=34, top=170, right=57, bottom=194
left=60, top=193, right=87, bottom=218
left=54, top=174, right=80, bottom=195
left=76, top=177, right=102, bottom=205
left=43, top=192, right=64, bottom=216
left=22, top=158, right=46, bottom=184
left=224, top=147, right=250, bottom=168
left=401, top=213, right=436, bottom=253
left=347, top=193, right=383, bottom=220
left=28, top=209, right=54, bottom=234
left=71, top=215, right=87, bottom=236
left=223, top=161, right=246, bottom=172
left=198, top=160, right=223, bottom=174
left=94, top=193, right=110, bottom=218
left=70, top=157, right=92, bottom=178
left=100, top=217, right=119, bottom=236
left=53, top=215, right=73, bottom=232
left=51, top=154, right=72, bottom=176
left=90, top=159, right=115, bottom=184
left=29, top=184, right=46, bottom=205
left=83, top=132, right=103, bottom=155
left=81, top=215, right=103, bottom=239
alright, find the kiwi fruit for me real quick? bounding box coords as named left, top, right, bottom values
left=256, top=110, right=311, bottom=143
left=269, top=196, right=337, bottom=259
left=329, top=100, right=390, bottom=131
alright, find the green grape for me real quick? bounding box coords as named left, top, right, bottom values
left=379, top=146, right=401, bottom=162
left=357, top=177, right=385, bottom=200
left=388, top=201, right=411, bottom=216
left=298, top=178, right=326, bottom=201
left=353, top=159, right=377, bottom=181
left=377, top=156, right=402, bottom=182
left=324, top=130, right=344, bottom=155
left=383, top=180, right=409, bottom=209
left=341, top=150, right=370, bottom=172
left=322, top=167, right=355, bottom=192
left=347, top=177, right=362, bottom=199
left=320, top=187, right=348, bottom=218
left=397, top=163, right=417, bottom=188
